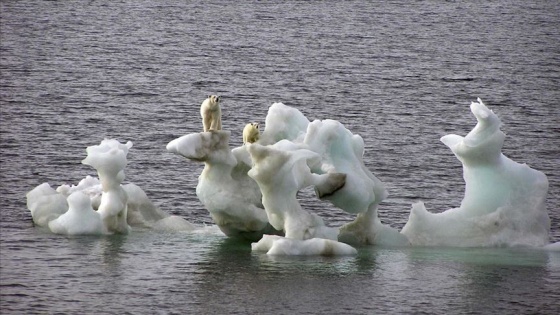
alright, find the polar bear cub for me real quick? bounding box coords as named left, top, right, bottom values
left=243, top=122, right=260, bottom=144
left=200, top=95, right=222, bottom=132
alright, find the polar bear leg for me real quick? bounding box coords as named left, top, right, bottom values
left=202, top=114, right=212, bottom=132
left=209, top=113, right=221, bottom=131
left=215, top=116, right=222, bottom=131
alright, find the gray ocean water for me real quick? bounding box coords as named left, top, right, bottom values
left=1, top=1, right=559, bottom=314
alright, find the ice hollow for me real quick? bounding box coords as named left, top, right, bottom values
left=401, top=99, right=550, bottom=247
left=246, top=143, right=342, bottom=240
left=26, top=97, right=553, bottom=252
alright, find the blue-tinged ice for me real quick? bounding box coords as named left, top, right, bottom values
left=401, top=99, right=550, bottom=247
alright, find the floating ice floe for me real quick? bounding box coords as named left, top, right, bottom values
left=27, top=139, right=194, bottom=235
left=27, top=98, right=556, bottom=254
left=168, top=99, right=555, bottom=254
left=252, top=235, right=357, bottom=256
left=168, top=102, right=411, bottom=254
left=48, top=191, right=106, bottom=235
left=401, top=99, right=551, bottom=247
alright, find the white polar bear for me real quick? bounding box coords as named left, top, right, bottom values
left=200, top=95, right=222, bottom=132
left=243, top=122, right=260, bottom=144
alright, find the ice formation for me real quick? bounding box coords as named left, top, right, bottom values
left=81, top=139, right=133, bottom=234
left=246, top=143, right=343, bottom=240
left=48, top=191, right=106, bottom=235
left=169, top=99, right=554, bottom=253
left=401, top=99, right=551, bottom=247
left=26, top=139, right=194, bottom=235
left=303, top=119, right=409, bottom=246
left=26, top=97, right=555, bottom=253
left=168, top=102, right=408, bottom=254
left=166, top=131, right=279, bottom=240
left=252, top=235, right=357, bottom=256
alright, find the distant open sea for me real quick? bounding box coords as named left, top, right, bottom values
left=1, top=1, right=559, bottom=314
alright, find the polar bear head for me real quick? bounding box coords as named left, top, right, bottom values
left=206, top=95, right=221, bottom=108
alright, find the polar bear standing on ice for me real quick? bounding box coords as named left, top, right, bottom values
left=243, top=122, right=260, bottom=144
left=200, top=95, right=222, bottom=132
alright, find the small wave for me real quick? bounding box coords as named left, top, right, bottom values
left=115, top=92, right=160, bottom=97
left=0, top=283, right=29, bottom=288
left=441, top=77, right=475, bottom=82
left=192, top=80, right=222, bottom=87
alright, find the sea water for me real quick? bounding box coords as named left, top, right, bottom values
left=1, top=0, right=559, bottom=314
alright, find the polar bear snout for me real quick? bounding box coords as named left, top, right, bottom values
left=208, top=95, right=221, bottom=104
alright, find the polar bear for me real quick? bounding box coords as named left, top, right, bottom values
left=200, top=95, right=222, bottom=132
left=243, top=122, right=260, bottom=144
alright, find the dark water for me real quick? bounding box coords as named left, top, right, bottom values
left=1, top=1, right=559, bottom=314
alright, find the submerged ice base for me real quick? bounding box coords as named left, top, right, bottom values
left=166, top=131, right=279, bottom=240
left=252, top=235, right=357, bottom=256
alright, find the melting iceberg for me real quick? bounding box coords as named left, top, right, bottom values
left=252, top=235, right=357, bottom=256
left=401, top=99, right=550, bottom=247
left=26, top=139, right=194, bottom=235
left=166, top=131, right=279, bottom=240
left=168, top=99, right=553, bottom=253
left=168, top=102, right=409, bottom=254
left=26, top=98, right=555, bottom=254
left=48, top=191, right=106, bottom=235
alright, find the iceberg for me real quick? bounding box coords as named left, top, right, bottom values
left=48, top=191, right=106, bottom=235
left=26, top=97, right=555, bottom=253
left=401, top=99, right=550, bottom=247
left=26, top=182, right=68, bottom=227
left=26, top=139, right=194, bottom=235
left=81, top=139, right=133, bottom=234
left=168, top=99, right=553, bottom=253
left=246, top=142, right=343, bottom=240
left=168, top=102, right=408, bottom=254
left=303, top=119, right=409, bottom=246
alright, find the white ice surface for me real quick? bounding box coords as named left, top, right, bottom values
left=401, top=99, right=550, bottom=247
left=252, top=235, right=357, bottom=256
left=48, top=191, right=106, bottom=235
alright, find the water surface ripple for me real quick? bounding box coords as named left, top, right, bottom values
left=1, top=1, right=559, bottom=314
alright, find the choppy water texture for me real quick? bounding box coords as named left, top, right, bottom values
left=1, top=1, right=559, bottom=314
